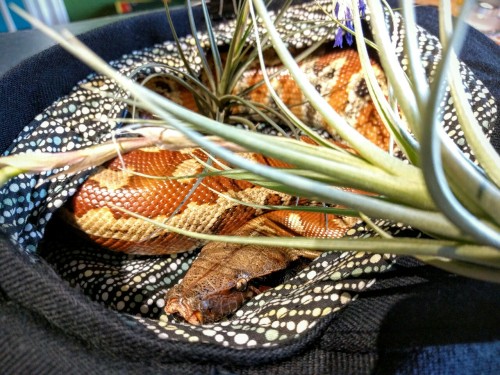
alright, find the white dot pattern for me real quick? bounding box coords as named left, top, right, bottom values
left=43, top=218, right=403, bottom=348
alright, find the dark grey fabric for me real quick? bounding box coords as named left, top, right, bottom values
left=1, top=241, right=499, bottom=374
left=0, top=2, right=499, bottom=374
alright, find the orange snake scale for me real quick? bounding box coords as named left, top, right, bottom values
left=60, top=46, right=389, bottom=324
left=63, top=47, right=388, bottom=256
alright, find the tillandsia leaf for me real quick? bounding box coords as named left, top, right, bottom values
left=251, top=0, right=416, bottom=177
left=224, top=97, right=298, bottom=134
left=0, top=137, right=154, bottom=186
left=227, top=115, right=259, bottom=129
left=202, top=185, right=360, bottom=217
left=366, top=0, right=421, bottom=138
left=365, top=0, right=500, bottom=243
left=219, top=94, right=292, bottom=134
left=217, top=0, right=295, bottom=102
left=193, top=165, right=359, bottom=196
left=416, top=256, right=500, bottom=283
left=188, top=156, right=369, bottom=196
left=133, top=127, right=248, bottom=151
left=13, top=3, right=500, bottom=279
left=161, top=3, right=218, bottom=118
left=248, top=6, right=335, bottom=147
left=216, top=0, right=283, bottom=92
left=218, top=0, right=251, bottom=96
left=400, top=2, right=430, bottom=107
left=440, top=145, right=500, bottom=223
left=186, top=0, right=216, bottom=93
left=163, top=1, right=199, bottom=82
left=110, top=205, right=500, bottom=270
left=220, top=135, right=369, bottom=171
left=359, top=212, right=393, bottom=239
left=448, top=53, right=500, bottom=188
left=419, top=0, right=500, bottom=248
left=0, top=166, right=23, bottom=187
left=444, top=34, right=500, bottom=186
left=433, top=0, right=500, bottom=225
left=200, top=0, right=223, bottom=83
left=133, top=67, right=218, bottom=110
left=349, top=1, right=420, bottom=164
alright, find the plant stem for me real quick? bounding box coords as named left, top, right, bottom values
left=448, top=54, right=500, bottom=188
left=419, top=0, right=500, bottom=248
left=366, top=0, right=421, bottom=139
left=251, top=0, right=417, bottom=177
left=350, top=0, right=420, bottom=163
left=0, top=166, right=24, bottom=187
left=111, top=204, right=500, bottom=269
left=416, top=256, right=500, bottom=283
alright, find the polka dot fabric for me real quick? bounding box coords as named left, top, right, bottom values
left=42, top=219, right=403, bottom=348
left=1, top=1, right=497, bottom=349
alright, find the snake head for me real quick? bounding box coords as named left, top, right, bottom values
left=164, top=276, right=257, bottom=325
left=164, top=242, right=306, bottom=325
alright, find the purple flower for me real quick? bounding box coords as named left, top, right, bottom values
left=332, top=1, right=366, bottom=48
left=359, top=0, right=367, bottom=17
left=333, top=26, right=345, bottom=48
left=345, top=8, right=354, bottom=46
left=334, top=2, right=340, bottom=17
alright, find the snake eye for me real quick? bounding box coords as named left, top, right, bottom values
left=235, top=278, right=248, bottom=292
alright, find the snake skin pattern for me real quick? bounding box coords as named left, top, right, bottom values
left=56, top=45, right=388, bottom=323
left=63, top=47, right=387, bottom=256
left=1, top=0, right=497, bottom=348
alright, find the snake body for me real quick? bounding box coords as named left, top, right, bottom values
left=63, top=47, right=388, bottom=324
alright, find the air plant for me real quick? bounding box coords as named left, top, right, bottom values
left=1, top=0, right=499, bottom=282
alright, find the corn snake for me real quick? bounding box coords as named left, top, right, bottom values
left=62, top=46, right=389, bottom=324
